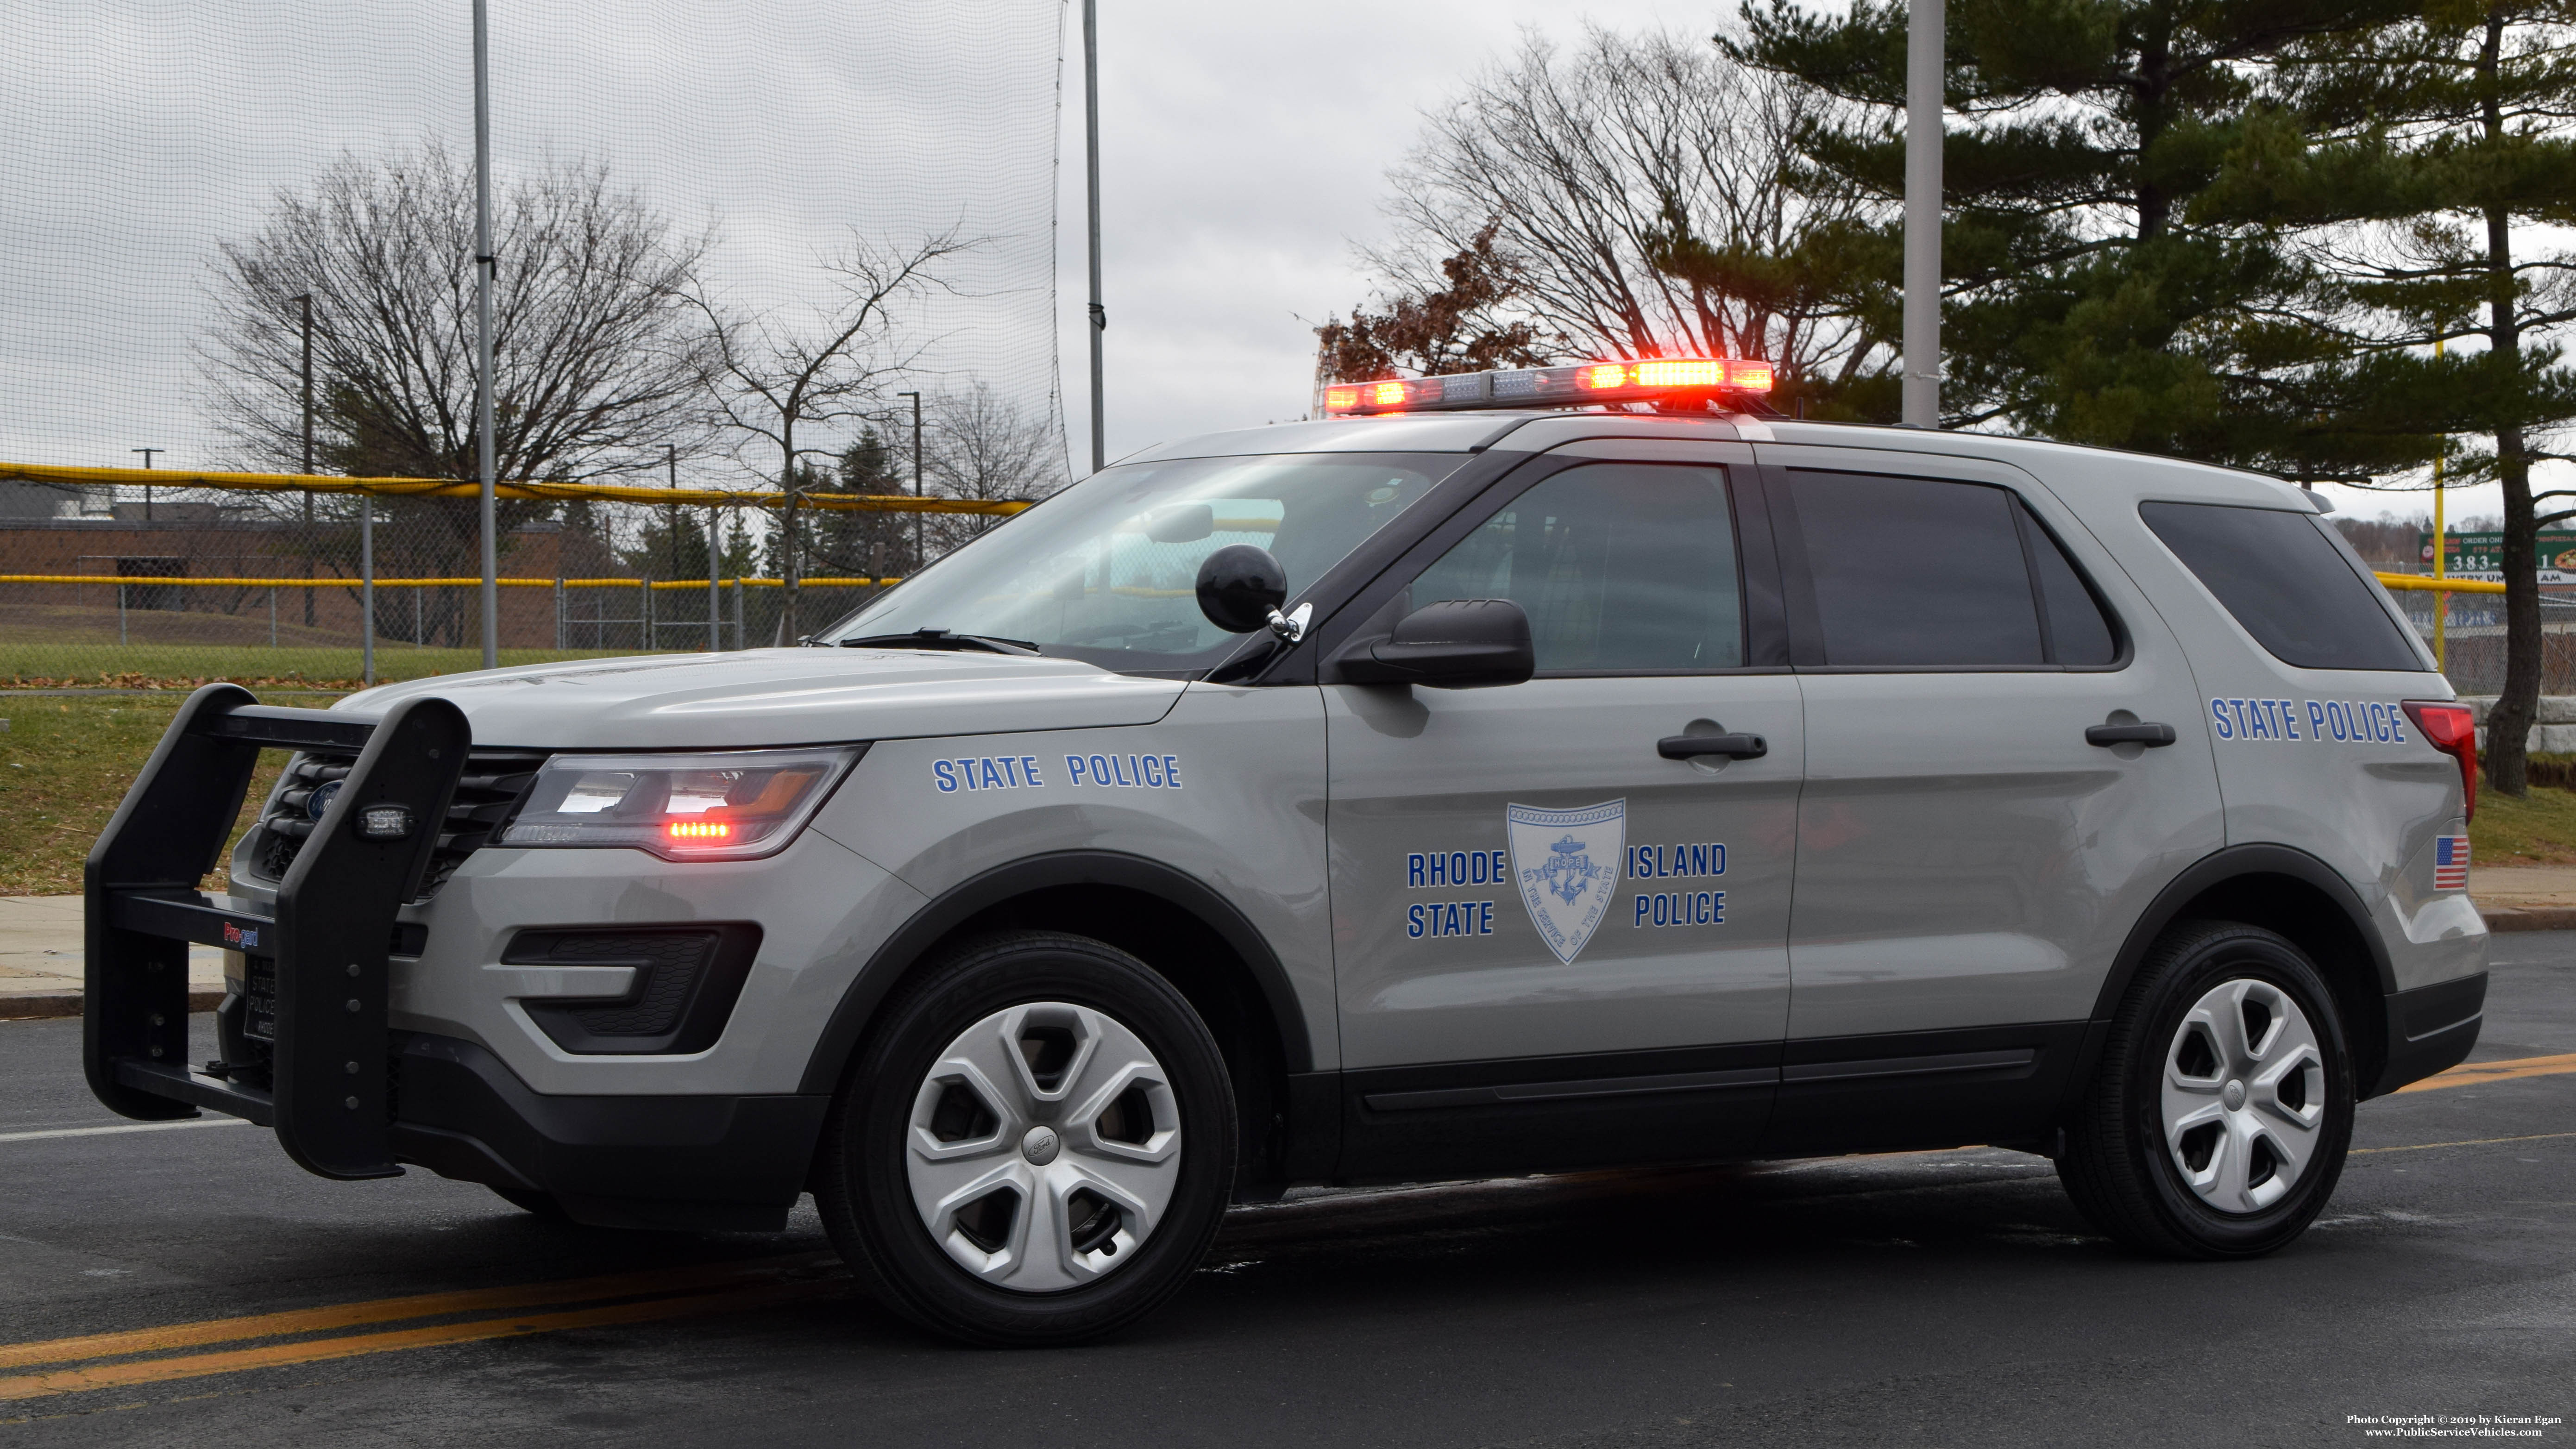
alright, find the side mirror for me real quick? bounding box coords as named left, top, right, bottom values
left=1333, top=598, right=1534, bottom=689
left=1195, top=544, right=1288, bottom=634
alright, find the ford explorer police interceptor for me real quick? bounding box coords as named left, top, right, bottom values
left=83, top=358, right=2487, bottom=1346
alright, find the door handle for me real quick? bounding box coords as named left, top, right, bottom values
left=1658, top=733, right=1767, bottom=761
left=2085, top=722, right=2177, bottom=747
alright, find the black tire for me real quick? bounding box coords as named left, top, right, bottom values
left=2058, top=919, right=2355, bottom=1258
left=814, top=931, right=1237, bottom=1346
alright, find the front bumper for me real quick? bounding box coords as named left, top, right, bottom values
left=390, top=1031, right=823, bottom=1230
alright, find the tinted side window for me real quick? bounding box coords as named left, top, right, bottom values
left=2140, top=502, right=2425, bottom=672
left=1788, top=470, right=2044, bottom=666
left=1412, top=462, right=1743, bottom=671
left=2027, top=513, right=2119, bottom=665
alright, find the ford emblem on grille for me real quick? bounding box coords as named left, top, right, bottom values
left=305, top=779, right=343, bottom=821
left=356, top=804, right=416, bottom=841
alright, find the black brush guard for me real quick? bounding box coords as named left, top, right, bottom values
left=83, top=684, right=469, bottom=1180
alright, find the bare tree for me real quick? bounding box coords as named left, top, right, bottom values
left=685, top=232, right=974, bottom=639
left=197, top=139, right=715, bottom=644
left=1368, top=26, right=1877, bottom=390
left=919, top=382, right=1064, bottom=557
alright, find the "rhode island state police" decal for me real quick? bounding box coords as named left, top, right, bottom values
left=1506, top=800, right=1624, bottom=965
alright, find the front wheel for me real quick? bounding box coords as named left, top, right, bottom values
left=2058, top=920, right=2355, bottom=1258
left=814, top=931, right=1237, bottom=1345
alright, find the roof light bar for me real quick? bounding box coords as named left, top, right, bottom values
left=1321, top=358, right=1773, bottom=417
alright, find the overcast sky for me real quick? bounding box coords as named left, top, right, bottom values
left=1065, top=1, right=1709, bottom=458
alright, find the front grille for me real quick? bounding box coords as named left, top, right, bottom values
left=249, top=748, right=546, bottom=898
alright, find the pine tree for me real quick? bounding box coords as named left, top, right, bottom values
left=2203, top=2, right=2576, bottom=792
left=1732, top=0, right=2417, bottom=465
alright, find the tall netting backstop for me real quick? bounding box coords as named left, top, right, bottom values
left=0, top=1, right=1070, bottom=688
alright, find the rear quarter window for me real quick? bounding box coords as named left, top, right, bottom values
left=2139, top=501, right=2425, bottom=672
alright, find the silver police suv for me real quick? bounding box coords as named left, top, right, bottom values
left=84, top=361, right=2487, bottom=1346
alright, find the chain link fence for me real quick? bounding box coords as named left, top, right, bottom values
left=0, top=471, right=1022, bottom=688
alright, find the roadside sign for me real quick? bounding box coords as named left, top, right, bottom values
left=2419, top=531, right=2576, bottom=583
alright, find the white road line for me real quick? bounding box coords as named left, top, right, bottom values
left=0, top=1118, right=248, bottom=1144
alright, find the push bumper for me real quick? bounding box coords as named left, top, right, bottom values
left=85, top=684, right=469, bottom=1180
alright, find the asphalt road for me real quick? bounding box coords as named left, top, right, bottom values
left=2, top=944, right=2571, bottom=1449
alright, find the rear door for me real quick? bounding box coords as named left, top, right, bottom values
left=1321, top=441, right=1800, bottom=1177
left=1753, top=444, right=2224, bottom=1153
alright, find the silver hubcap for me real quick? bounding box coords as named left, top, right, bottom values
left=2161, top=978, right=2326, bottom=1213
left=905, top=1001, right=1181, bottom=1293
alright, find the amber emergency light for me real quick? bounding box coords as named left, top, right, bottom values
left=1322, top=358, right=1774, bottom=417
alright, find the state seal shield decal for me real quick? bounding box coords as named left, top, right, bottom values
left=1507, top=800, right=1625, bottom=964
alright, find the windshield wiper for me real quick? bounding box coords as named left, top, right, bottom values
left=839, top=628, right=1042, bottom=657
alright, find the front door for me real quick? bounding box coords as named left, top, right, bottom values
left=1322, top=449, right=1801, bottom=1176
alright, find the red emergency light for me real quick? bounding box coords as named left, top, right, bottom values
left=666, top=820, right=732, bottom=841
left=1322, top=358, right=1774, bottom=417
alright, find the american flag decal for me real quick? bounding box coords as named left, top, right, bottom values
left=2434, top=835, right=2470, bottom=891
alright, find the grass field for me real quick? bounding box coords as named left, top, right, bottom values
left=1, top=644, right=644, bottom=691
left=0, top=695, right=335, bottom=894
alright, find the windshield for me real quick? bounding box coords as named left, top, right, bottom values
left=818, top=452, right=1463, bottom=671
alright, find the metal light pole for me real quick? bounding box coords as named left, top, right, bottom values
left=472, top=0, right=500, bottom=669
left=1901, top=0, right=1944, bottom=428
left=896, top=390, right=922, bottom=575
left=130, top=448, right=161, bottom=521
left=295, top=293, right=316, bottom=626
left=1083, top=0, right=1106, bottom=475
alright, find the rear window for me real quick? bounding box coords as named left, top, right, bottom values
left=2139, top=502, right=2425, bottom=671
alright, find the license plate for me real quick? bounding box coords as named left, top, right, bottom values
left=243, top=955, right=276, bottom=1042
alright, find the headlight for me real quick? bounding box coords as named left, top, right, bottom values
left=497, top=746, right=861, bottom=861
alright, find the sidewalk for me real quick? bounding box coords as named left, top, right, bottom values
left=2466, top=864, right=2576, bottom=931
left=0, top=894, right=226, bottom=1019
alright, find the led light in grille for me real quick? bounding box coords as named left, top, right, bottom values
left=666, top=821, right=732, bottom=841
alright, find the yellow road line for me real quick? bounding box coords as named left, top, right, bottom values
left=0, top=1252, right=833, bottom=1372
left=2396, top=1051, right=2576, bottom=1093
left=0, top=1280, right=835, bottom=1402
left=2352, top=1130, right=2576, bottom=1155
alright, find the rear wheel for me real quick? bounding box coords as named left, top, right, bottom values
left=814, top=931, right=1236, bottom=1345
left=2058, top=920, right=2354, bottom=1258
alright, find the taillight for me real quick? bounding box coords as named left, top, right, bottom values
left=2402, top=701, right=2478, bottom=821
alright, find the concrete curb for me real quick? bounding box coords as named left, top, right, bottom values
left=2480, top=906, right=2576, bottom=932
left=0, top=989, right=224, bottom=1021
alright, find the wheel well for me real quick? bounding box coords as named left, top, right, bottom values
left=2159, top=872, right=2390, bottom=1091
left=903, top=884, right=1294, bottom=1198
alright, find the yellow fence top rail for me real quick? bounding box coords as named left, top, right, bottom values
left=2377, top=572, right=2507, bottom=595
left=0, top=462, right=1030, bottom=515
